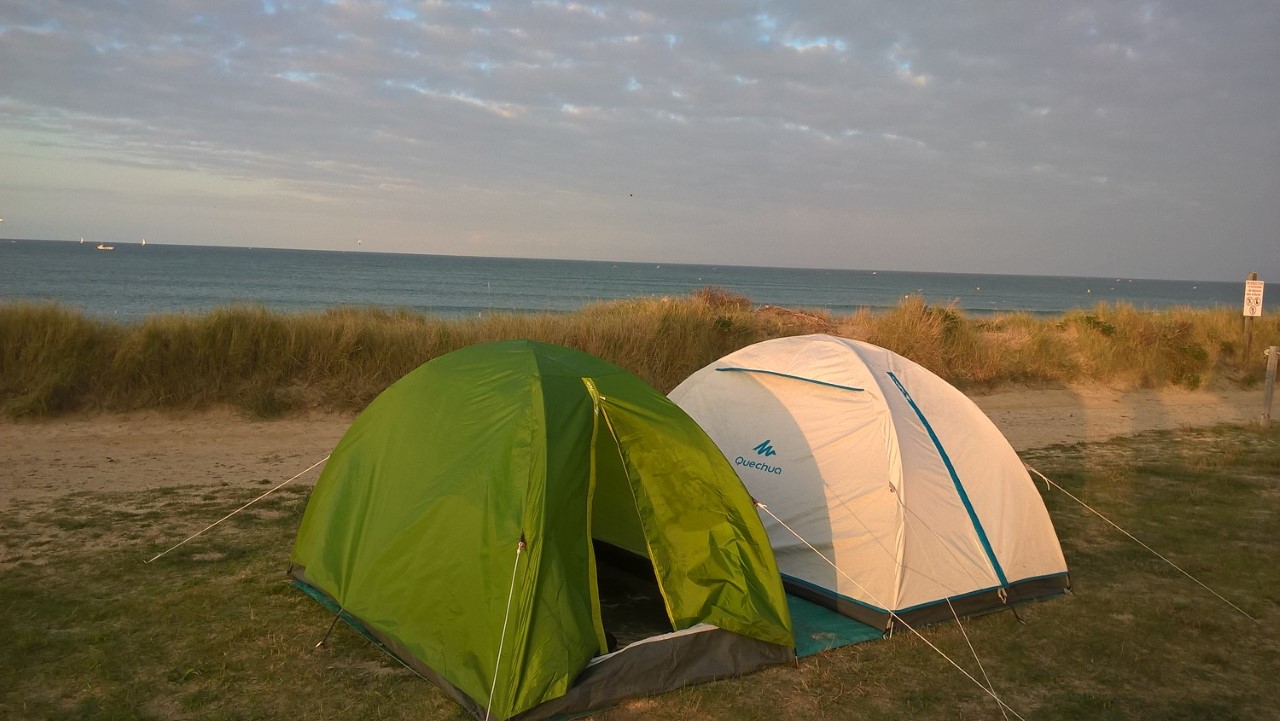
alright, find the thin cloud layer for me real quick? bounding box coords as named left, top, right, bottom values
left=1, top=1, right=1276, bottom=280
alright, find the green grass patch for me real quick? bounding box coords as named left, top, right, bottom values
left=2, top=425, right=1277, bottom=719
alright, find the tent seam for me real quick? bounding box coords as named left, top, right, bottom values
left=886, top=371, right=1009, bottom=588
left=714, top=366, right=865, bottom=393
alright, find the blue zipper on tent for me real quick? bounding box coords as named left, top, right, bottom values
left=715, top=367, right=865, bottom=393
left=886, top=371, right=1009, bottom=588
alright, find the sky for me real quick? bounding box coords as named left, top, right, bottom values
left=1, top=1, right=1277, bottom=282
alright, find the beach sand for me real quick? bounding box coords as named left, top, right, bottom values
left=0, top=386, right=1267, bottom=509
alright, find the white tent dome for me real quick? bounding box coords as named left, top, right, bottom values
left=670, top=334, right=1069, bottom=630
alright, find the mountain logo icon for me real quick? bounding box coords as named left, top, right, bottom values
left=753, top=440, right=777, bottom=457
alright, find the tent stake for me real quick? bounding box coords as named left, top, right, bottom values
left=315, top=611, right=342, bottom=649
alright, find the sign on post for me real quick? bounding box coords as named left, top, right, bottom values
left=1244, top=280, right=1264, bottom=317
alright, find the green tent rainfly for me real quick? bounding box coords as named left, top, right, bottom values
left=290, top=340, right=794, bottom=720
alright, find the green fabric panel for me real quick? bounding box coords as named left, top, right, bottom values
left=586, top=407, right=649, bottom=556
left=504, top=371, right=603, bottom=709
left=291, top=342, right=598, bottom=720
left=291, top=340, right=796, bottom=720
left=594, top=374, right=794, bottom=649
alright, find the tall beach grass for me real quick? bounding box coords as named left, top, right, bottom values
left=2, top=290, right=1276, bottom=418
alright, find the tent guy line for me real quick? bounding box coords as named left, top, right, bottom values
left=486, top=536, right=527, bottom=721
left=138, top=411, right=1014, bottom=718
left=813, top=463, right=1013, bottom=720
left=129, top=333, right=1263, bottom=719
left=756, top=433, right=1011, bottom=720
left=1026, top=464, right=1258, bottom=623
left=143, top=454, right=330, bottom=564
left=899, top=510, right=1011, bottom=721
left=755, top=501, right=1025, bottom=721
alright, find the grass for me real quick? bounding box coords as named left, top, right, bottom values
left=1, top=485, right=460, bottom=721
left=2, top=424, right=1276, bottom=720
left=2, top=292, right=1278, bottom=418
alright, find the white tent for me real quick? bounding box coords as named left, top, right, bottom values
left=670, top=334, right=1069, bottom=630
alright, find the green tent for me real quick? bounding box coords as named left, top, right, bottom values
left=289, top=340, right=793, bottom=720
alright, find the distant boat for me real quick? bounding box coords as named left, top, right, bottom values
left=80, top=237, right=85, bottom=244
left=140, top=238, right=147, bottom=246
left=97, top=243, right=114, bottom=251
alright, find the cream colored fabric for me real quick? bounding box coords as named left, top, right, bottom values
left=670, top=335, right=1067, bottom=615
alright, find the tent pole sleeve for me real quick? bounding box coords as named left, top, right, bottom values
left=886, top=372, right=1008, bottom=587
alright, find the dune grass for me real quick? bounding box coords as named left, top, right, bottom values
left=2, top=291, right=1278, bottom=418
left=2, top=424, right=1275, bottom=720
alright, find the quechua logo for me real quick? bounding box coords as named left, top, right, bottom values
left=736, top=439, right=782, bottom=475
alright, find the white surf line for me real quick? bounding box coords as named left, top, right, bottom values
left=1026, top=464, right=1258, bottom=623
left=144, top=455, right=330, bottom=564
left=756, top=502, right=1027, bottom=721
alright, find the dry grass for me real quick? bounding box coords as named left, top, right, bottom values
left=2, top=293, right=1277, bottom=418
left=2, top=425, right=1276, bottom=719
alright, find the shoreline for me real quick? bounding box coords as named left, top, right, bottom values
left=2, top=241, right=1253, bottom=325
left=1, top=385, right=1266, bottom=509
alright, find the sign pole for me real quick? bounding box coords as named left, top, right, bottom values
left=1264, top=347, right=1277, bottom=428
left=1244, top=272, right=1257, bottom=359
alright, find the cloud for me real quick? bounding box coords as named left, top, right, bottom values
left=0, top=1, right=1276, bottom=280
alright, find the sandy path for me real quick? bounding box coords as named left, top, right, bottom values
left=972, top=386, right=1265, bottom=450
left=0, top=387, right=1269, bottom=508
left=1, top=410, right=348, bottom=508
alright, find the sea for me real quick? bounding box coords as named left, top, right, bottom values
left=0, top=238, right=1250, bottom=323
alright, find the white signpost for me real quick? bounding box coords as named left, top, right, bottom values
left=1244, top=280, right=1264, bottom=317
left=1243, top=276, right=1271, bottom=424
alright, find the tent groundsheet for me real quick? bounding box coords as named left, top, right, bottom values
left=786, top=595, right=883, bottom=658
